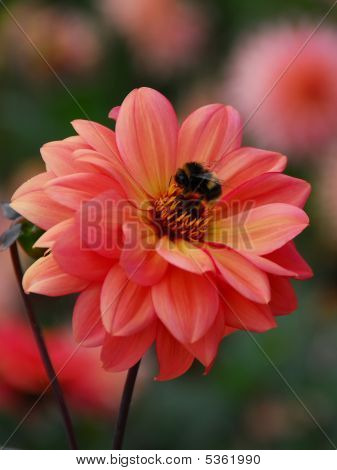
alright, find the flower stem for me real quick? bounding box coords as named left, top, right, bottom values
left=10, top=242, right=78, bottom=450
left=112, top=360, right=141, bottom=450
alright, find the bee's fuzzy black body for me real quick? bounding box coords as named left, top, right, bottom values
left=174, top=162, right=222, bottom=202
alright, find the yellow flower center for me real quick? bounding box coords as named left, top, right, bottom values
left=150, top=183, right=212, bottom=243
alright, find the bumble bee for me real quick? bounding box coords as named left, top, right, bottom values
left=174, top=162, right=222, bottom=202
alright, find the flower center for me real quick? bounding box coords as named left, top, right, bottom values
left=151, top=183, right=212, bottom=243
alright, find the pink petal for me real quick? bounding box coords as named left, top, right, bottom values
left=116, top=87, right=178, bottom=197
left=45, top=173, right=120, bottom=210
left=187, top=312, right=225, bottom=369
left=101, top=322, right=157, bottom=372
left=40, top=143, right=78, bottom=176
left=269, top=275, right=298, bottom=316
left=76, top=189, right=128, bottom=259
left=177, top=104, right=242, bottom=167
left=120, top=248, right=168, bottom=286
left=59, top=135, right=91, bottom=151
left=208, top=246, right=270, bottom=303
left=206, top=203, right=309, bottom=255
left=73, top=149, right=146, bottom=204
left=265, top=241, right=313, bottom=280
left=157, top=236, right=214, bottom=274
left=73, top=283, right=105, bottom=347
left=11, top=191, right=74, bottom=230
left=109, top=106, right=121, bottom=120
left=220, top=283, right=276, bottom=332
left=155, top=323, right=194, bottom=381
left=239, top=252, right=297, bottom=277
left=121, top=222, right=168, bottom=286
left=152, top=266, right=219, bottom=343
left=215, top=147, right=287, bottom=197
left=53, top=220, right=112, bottom=281
left=12, top=172, right=54, bottom=199
left=71, top=120, right=120, bottom=159
left=223, top=173, right=311, bottom=212
left=23, top=254, right=88, bottom=296
left=101, top=265, right=155, bottom=336
left=34, top=219, right=74, bottom=248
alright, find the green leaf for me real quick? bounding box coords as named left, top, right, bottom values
left=18, top=221, right=46, bottom=259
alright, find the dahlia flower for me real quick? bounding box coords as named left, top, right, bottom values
left=11, top=87, right=312, bottom=381
left=0, top=319, right=130, bottom=414
left=1, top=4, right=101, bottom=78
left=225, top=24, right=337, bottom=155
left=98, top=0, right=207, bottom=74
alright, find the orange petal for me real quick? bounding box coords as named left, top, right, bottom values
left=155, top=323, right=194, bottom=381
left=76, top=189, right=128, bottom=259
left=34, top=218, right=74, bottom=248
left=53, top=220, right=112, bottom=281
left=206, top=203, right=309, bottom=255
left=177, top=104, right=242, bottom=167
left=23, top=254, right=88, bottom=296
left=101, top=265, right=155, bottom=336
left=73, top=149, right=146, bottom=204
left=59, top=135, right=91, bottom=150
left=157, top=236, right=214, bottom=274
left=41, top=143, right=78, bottom=176
left=116, top=87, right=178, bottom=197
left=187, top=312, right=225, bottom=369
left=264, top=241, right=313, bottom=280
left=215, top=147, right=287, bottom=197
left=11, top=191, right=74, bottom=230
left=152, top=266, right=219, bottom=343
left=121, top=222, right=167, bottom=286
left=208, top=246, right=270, bottom=303
left=269, top=275, right=298, bottom=316
left=109, top=106, right=121, bottom=120
left=73, top=283, right=105, bottom=347
left=223, top=172, right=311, bottom=212
left=12, top=172, right=54, bottom=199
left=239, top=251, right=297, bottom=277
left=71, top=120, right=120, bottom=159
left=220, top=283, right=276, bottom=332
left=101, top=322, right=157, bottom=372
left=45, top=173, right=120, bottom=210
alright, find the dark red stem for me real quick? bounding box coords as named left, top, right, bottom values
left=10, top=242, right=78, bottom=450
left=112, top=360, right=141, bottom=450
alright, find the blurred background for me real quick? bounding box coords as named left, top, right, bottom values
left=1, top=0, right=337, bottom=450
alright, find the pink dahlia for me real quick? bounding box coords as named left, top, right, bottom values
left=11, top=87, right=312, bottom=381
left=225, top=23, right=337, bottom=155
left=1, top=4, right=101, bottom=78
left=0, top=318, right=131, bottom=414
left=98, top=0, right=207, bottom=74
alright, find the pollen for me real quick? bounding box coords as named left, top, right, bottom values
left=151, top=184, right=212, bottom=243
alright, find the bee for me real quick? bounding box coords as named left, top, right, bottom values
left=174, top=162, right=222, bottom=202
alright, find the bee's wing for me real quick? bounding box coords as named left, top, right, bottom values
left=198, top=173, right=236, bottom=191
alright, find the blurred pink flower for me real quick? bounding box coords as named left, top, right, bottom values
left=0, top=319, right=135, bottom=415
left=0, top=382, right=18, bottom=410
left=99, top=0, right=208, bottom=74
left=1, top=4, right=101, bottom=78
left=225, top=23, right=337, bottom=155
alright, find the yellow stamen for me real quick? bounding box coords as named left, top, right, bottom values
left=150, top=184, right=212, bottom=242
